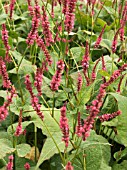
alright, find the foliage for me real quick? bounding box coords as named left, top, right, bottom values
left=0, top=0, right=127, bottom=169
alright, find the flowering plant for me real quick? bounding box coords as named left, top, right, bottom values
left=0, top=0, right=127, bottom=169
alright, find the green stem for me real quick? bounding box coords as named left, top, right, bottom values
left=16, top=68, right=24, bottom=104
left=34, top=125, right=37, bottom=163
left=71, top=138, right=82, bottom=163
left=52, top=93, right=55, bottom=117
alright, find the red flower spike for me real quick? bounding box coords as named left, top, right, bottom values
left=6, top=155, right=13, bottom=170
left=82, top=64, right=127, bottom=141
left=25, top=75, right=44, bottom=121
left=36, top=35, right=53, bottom=66
left=76, top=112, right=83, bottom=137
left=14, top=110, right=23, bottom=136
left=42, top=6, right=54, bottom=46
left=50, top=60, right=65, bottom=91
left=77, top=72, right=83, bottom=92
left=98, top=110, right=121, bottom=122
left=0, top=57, right=12, bottom=89
left=60, top=104, right=69, bottom=147
left=111, top=28, right=120, bottom=53
left=9, top=0, right=16, bottom=19
left=94, top=24, right=106, bottom=48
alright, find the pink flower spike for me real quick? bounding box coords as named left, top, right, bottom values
left=77, top=72, right=83, bottom=92
left=14, top=110, right=23, bottom=136
left=94, top=24, right=106, bottom=48
left=0, top=106, right=8, bottom=122
left=25, top=74, right=44, bottom=121
left=41, top=6, right=54, bottom=46
left=6, top=155, right=13, bottom=170
left=9, top=0, right=16, bottom=19
left=98, top=110, right=121, bottom=122
left=50, top=60, right=65, bottom=91
left=76, top=112, right=83, bottom=137
left=34, top=67, right=43, bottom=96
left=91, top=59, right=100, bottom=82
left=0, top=57, right=12, bottom=89
left=60, top=104, right=69, bottom=147
left=111, top=28, right=120, bottom=53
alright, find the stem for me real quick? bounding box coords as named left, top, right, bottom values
left=16, top=69, right=24, bottom=104
left=10, top=110, right=16, bottom=170
left=52, top=93, right=55, bottom=117
left=71, top=138, right=82, bottom=163
left=35, top=121, right=64, bottom=169
left=34, top=125, right=37, bottom=163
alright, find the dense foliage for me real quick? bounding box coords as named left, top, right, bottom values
left=0, top=0, right=127, bottom=169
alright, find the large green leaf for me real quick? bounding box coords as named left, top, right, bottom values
left=30, top=106, right=60, bottom=136
left=35, top=133, right=65, bottom=169
left=73, top=131, right=111, bottom=170
left=109, top=93, right=127, bottom=146
left=112, top=160, right=127, bottom=170
left=0, top=139, right=15, bottom=159
left=16, top=144, right=31, bottom=157
left=9, top=50, right=36, bottom=74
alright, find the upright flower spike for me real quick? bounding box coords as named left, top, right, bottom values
left=91, top=58, right=100, bottom=82
left=41, top=6, right=54, bottom=46
left=60, top=104, right=69, bottom=147
left=64, top=0, right=77, bottom=33
left=50, top=60, right=65, bottom=91
left=0, top=57, right=11, bottom=89
left=94, top=24, right=106, bottom=48
left=34, top=67, right=43, bottom=96
left=14, top=110, right=23, bottom=136
left=117, top=74, right=125, bottom=93
left=6, top=155, right=13, bottom=170
left=26, top=16, right=40, bottom=45
left=34, top=0, right=41, bottom=19
left=65, top=161, right=74, bottom=170
left=62, top=0, right=69, bottom=14
left=76, top=112, right=83, bottom=137
left=77, top=72, right=83, bottom=92
left=111, top=28, right=120, bottom=53
left=25, top=75, right=44, bottom=121
left=0, top=86, right=16, bottom=122
left=1, top=24, right=11, bottom=61
left=9, top=0, right=16, bottom=19
left=82, top=41, right=90, bottom=85
left=36, top=35, right=52, bottom=66
left=27, top=0, right=34, bottom=16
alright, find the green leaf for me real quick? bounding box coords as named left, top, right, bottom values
left=0, top=14, right=8, bottom=25
left=36, top=133, right=65, bottom=169
left=0, top=90, right=7, bottom=99
left=70, top=47, right=85, bottom=61
left=112, top=160, right=127, bottom=170
left=0, top=139, right=15, bottom=159
left=9, top=50, right=36, bottom=74
left=109, top=93, right=127, bottom=146
left=73, top=131, right=111, bottom=170
left=16, top=144, right=31, bottom=157
left=50, top=154, right=63, bottom=170
left=114, top=147, right=127, bottom=162
left=30, top=107, right=60, bottom=136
